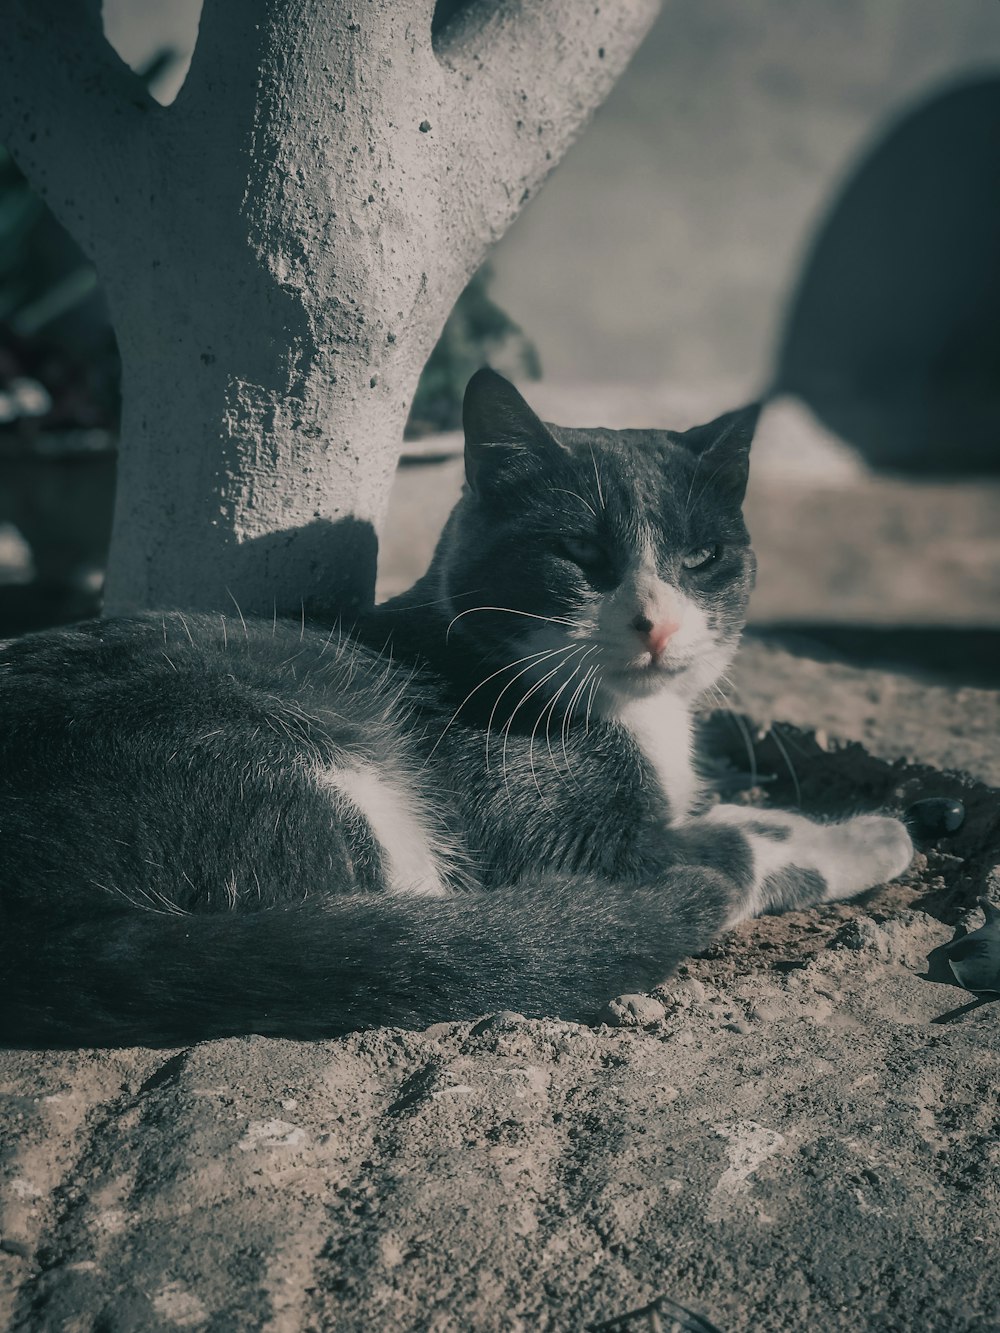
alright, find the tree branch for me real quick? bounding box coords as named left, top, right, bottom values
left=440, top=0, right=661, bottom=251
left=0, top=0, right=159, bottom=261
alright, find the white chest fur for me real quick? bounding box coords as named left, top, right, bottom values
left=316, top=763, right=447, bottom=897
left=612, top=692, right=699, bottom=823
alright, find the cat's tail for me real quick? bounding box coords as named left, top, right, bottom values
left=0, top=874, right=729, bottom=1048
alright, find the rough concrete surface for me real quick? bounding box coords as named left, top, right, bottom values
left=3, top=412, right=1000, bottom=1332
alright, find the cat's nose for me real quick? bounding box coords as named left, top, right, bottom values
left=633, top=614, right=680, bottom=657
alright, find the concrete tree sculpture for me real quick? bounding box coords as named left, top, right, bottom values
left=2, top=0, right=659, bottom=615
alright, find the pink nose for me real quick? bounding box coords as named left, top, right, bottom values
left=633, top=615, right=680, bottom=657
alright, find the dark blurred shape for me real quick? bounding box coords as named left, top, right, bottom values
left=406, top=263, right=540, bottom=438
left=906, top=796, right=966, bottom=839
left=592, top=1292, right=723, bottom=1332
left=431, top=0, right=475, bottom=41
left=748, top=625, right=1000, bottom=691
left=0, top=142, right=119, bottom=638
left=927, top=898, right=1000, bottom=994
left=777, top=76, right=1000, bottom=474
left=0, top=145, right=120, bottom=436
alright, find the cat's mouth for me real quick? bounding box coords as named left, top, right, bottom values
left=628, top=642, right=694, bottom=672
left=609, top=654, right=692, bottom=689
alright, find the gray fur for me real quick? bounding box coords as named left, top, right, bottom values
left=0, top=370, right=911, bottom=1047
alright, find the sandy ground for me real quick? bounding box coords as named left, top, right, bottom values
left=2, top=396, right=999, bottom=1332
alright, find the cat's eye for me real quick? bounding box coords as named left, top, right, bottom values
left=682, top=545, right=721, bottom=571
left=558, top=535, right=606, bottom=567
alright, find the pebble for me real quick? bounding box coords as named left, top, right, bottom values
left=0, top=1237, right=32, bottom=1259
left=905, top=796, right=965, bottom=838
left=470, top=1011, right=528, bottom=1037
left=604, top=994, right=666, bottom=1027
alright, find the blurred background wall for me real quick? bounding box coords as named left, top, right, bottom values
left=491, top=1, right=1000, bottom=390
left=102, top=0, right=1000, bottom=392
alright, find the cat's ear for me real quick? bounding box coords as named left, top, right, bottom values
left=463, top=368, right=563, bottom=495
left=679, top=404, right=761, bottom=504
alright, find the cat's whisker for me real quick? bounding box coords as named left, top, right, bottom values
left=542, top=663, right=581, bottom=775
left=485, top=645, right=580, bottom=772
left=175, top=613, right=196, bottom=649
left=422, top=646, right=560, bottom=765
left=701, top=675, right=759, bottom=790
left=385, top=588, right=487, bottom=614
left=769, top=723, right=802, bottom=808
left=551, top=487, right=598, bottom=520
left=381, top=661, right=422, bottom=722
left=446, top=605, right=579, bottom=641
left=712, top=672, right=762, bottom=788
left=501, top=649, right=585, bottom=805
left=318, top=617, right=342, bottom=658
left=226, top=589, right=250, bottom=645
left=560, top=653, right=599, bottom=775
left=219, top=614, right=228, bottom=651
left=583, top=668, right=602, bottom=735
left=527, top=695, right=558, bottom=801
left=729, top=709, right=758, bottom=790
left=588, top=444, right=606, bottom=512
left=565, top=665, right=600, bottom=783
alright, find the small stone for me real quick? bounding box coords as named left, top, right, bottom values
left=905, top=797, right=965, bottom=838
left=832, top=917, right=889, bottom=956
left=470, top=1011, right=527, bottom=1036
left=0, top=1237, right=32, bottom=1259
left=418, top=120, right=432, bottom=133
left=604, top=994, right=666, bottom=1027
left=724, top=1014, right=753, bottom=1035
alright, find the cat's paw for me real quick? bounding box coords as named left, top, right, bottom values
left=824, top=815, right=914, bottom=901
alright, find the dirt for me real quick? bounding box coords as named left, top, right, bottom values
left=1, top=696, right=998, bottom=1333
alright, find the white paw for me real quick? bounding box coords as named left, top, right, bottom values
left=854, top=815, right=915, bottom=880
left=825, top=815, right=914, bottom=900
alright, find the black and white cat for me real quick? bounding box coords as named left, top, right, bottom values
left=0, top=370, right=913, bottom=1047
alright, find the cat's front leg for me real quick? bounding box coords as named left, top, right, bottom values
left=699, top=805, right=913, bottom=925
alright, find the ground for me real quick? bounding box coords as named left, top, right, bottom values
left=1, top=398, right=998, bottom=1332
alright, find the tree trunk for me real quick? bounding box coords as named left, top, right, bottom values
left=2, top=0, right=660, bottom=616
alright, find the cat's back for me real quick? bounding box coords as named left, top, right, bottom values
left=0, top=611, right=407, bottom=742
left=0, top=610, right=437, bottom=845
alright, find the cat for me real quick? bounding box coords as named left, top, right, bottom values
left=0, top=369, right=914, bottom=1048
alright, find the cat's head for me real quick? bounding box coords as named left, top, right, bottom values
left=435, top=368, right=758, bottom=706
